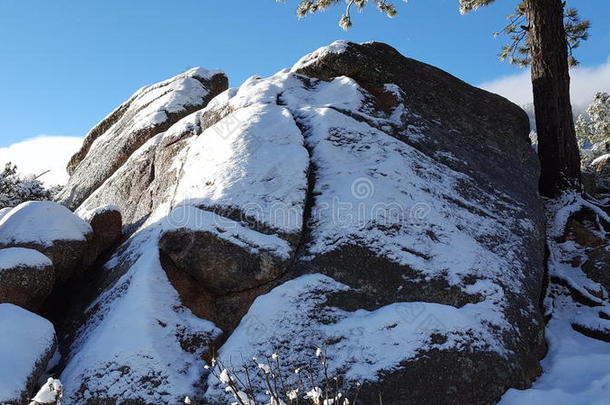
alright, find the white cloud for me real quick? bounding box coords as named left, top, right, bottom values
left=0, top=135, right=83, bottom=186
left=479, top=56, right=610, bottom=114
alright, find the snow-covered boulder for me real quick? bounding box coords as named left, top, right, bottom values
left=160, top=206, right=293, bottom=294
left=0, top=247, right=54, bottom=311
left=59, top=67, right=228, bottom=211
left=0, top=201, right=93, bottom=284
left=56, top=42, right=545, bottom=404
left=0, top=304, right=56, bottom=405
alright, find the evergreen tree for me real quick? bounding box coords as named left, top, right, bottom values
left=282, top=0, right=591, bottom=197
left=0, top=162, right=57, bottom=209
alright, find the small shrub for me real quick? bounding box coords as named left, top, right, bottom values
left=198, top=348, right=363, bottom=405
left=28, top=378, right=63, bottom=405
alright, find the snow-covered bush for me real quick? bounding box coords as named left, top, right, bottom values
left=0, top=163, right=57, bottom=209
left=202, top=348, right=363, bottom=405
left=29, top=378, right=63, bottom=405
left=576, top=92, right=610, bottom=147
left=577, top=92, right=610, bottom=167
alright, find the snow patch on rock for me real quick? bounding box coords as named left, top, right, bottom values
left=206, top=274, right=506, bottom=402
left=172, top=103, right=309, bottom=235
left=0, top=247, right=52, bottom=271
left=60, top=227, right=222, bottom=404
left=291, top=40, right=349, bottom=71
left=0, top=201, right=92, bottom=247
left=163, top=205, right=293, bottom=260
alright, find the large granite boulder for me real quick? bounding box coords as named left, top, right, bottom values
left=54, top=42, right=545, bottom=405
left=0, top=247, right=54, bottom=311
left=0, top=304, right=57, bottom=405
left=160, top=206, right=293, bottom=294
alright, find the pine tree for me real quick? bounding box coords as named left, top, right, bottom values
left=0, top=162, right=56, bottom=209
left=576, top=92, right=610, bottom=147
left=281, top=0, right=591, bottom=197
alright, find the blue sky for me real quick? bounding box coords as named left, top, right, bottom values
left=0, top=0, right=609, bottom=147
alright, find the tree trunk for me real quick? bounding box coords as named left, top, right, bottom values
left=525, top=0, right=581, bottom=197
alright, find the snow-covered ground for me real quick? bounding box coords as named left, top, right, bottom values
left=502, top=297, right=610, bottom=405
left=60, top=226, right=223, bottom=404
left=501, top=194, right=610, bottom=404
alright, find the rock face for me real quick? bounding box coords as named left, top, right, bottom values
left=0, top=303, right=57, bottom=405
left=0, top=247, right=54, bottom=311
left=0, top=201, right=93, bottom=284
left=59, top=67, right=229, bottom=217
left=51, top=41, right=545, bottom=405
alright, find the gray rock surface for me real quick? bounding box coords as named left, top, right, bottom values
left=583, top=244, right=610, bottom=293
left=77, top=205, right=123, bottom=262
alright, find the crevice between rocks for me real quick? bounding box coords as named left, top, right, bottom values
left=158, top=94, right=321, bottom=344
left=39, top=234, right=126, bottom=377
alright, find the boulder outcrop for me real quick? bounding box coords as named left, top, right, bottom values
left=0, top=201, right=93, bottom=284
left=0, top=202, right=123, bottom=319
left=39, top=41, right=546, bottom=405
